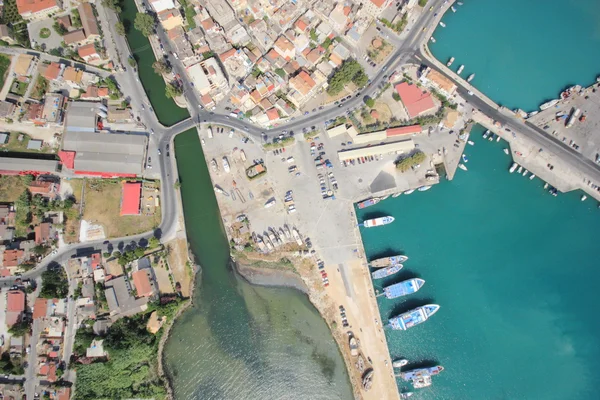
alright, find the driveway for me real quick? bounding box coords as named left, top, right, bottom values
left=27, top=19, right=63, bottom=52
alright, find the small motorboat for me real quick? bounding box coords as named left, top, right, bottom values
left=488, top=134, right=494, bottom=141
left=458, top=163, right=467, bottom=171
left=581, top=195, right=587, bottom=201
left=529, top=174, right=536, bottom=180
left=400, top=393, right=414, bottom=400
left=201, top=138, right=206, bottom=145
left=509, top=162, right=518, bottom=173
left=517, top=166, right=523, bottom=174
left=430, top=37, right=436, bottom=43
left=468, top=140, right=475, bottom=145
left=439, top=22, right=446, bottom=27
left=522, top=169, right=529, bottom=177
left=496, top=135, right=501, bottom=142
left=483, top=130, right=490, bottom=139
left=393, top=359, right=409, bottom=368
left=461, top=154, right=469, bottom=163
left=451, top=6, right=456, bottom=12
left=404, top=189, right=415, bottom=195
left=544, top=183, right=549, bottom=189
left=503, top=148, right=509, bottom=155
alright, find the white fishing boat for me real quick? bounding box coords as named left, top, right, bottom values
left=457, top=65, right=464, bottom=74
left=451, top=6, right=457, bottom=12
left=483, top=130, right=490, bottom=139
left=467, top=73, right=475, bottom=82
left=529, top=173, right=536, bottom=180
left=222, top=156, right=231, bottom=173
left=457, top=1, right=463, bottom=5
left=496, top=135, right=501, bottom=142
left=468, top=140, right=475, bottom=145
left=201, top=138, right=205, bottom=146
left=418, top=185, right=431, bottom=191
left=509, top=162, right=518, bottom=173
left=430, top=37, right=436, bottom=43
left=527, top=111, right=539, bottom=118
left=446, top=57, right=455, bottom=67
left=439, top=21, right=446, bottom=27
left=461, top=154, right=468, bottom=163
left=517, top=166, right=523, bottom=174
left=458, top=163, right=467, bottom=171
left=544, top=182, right=549, bottom=189
left=381, top=195, right=390, bottom=200
left=404, top=189, right=415, bottom=195
left=392, top=192, right=402, bottom=198
left=581, top=195, right=587, bottom=201
left=539, top=99, right=559, bottom=111
left=488, top=134, right=494, bottom=142
left=393, top=359, right=409, bottom=368
left=264, top=198, right=276, bottom=208
left=503, top=148, right=509, bottom=155
left=522, top=169, right=529, bottom=177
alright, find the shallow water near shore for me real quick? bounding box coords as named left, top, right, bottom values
left=357, top=125, right=600, bottom=399
left=164, top=130, right=352, bottom=400
left=429, top=0, right=600, bottom=111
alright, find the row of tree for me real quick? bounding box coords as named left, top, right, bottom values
left=326, top=60, right=368, bottom=96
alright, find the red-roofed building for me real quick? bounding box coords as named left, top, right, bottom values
left=78, top=43, right=101, bottom=63
left=33, top=298, right=48, bottom=319
left=91, top=253, right=101, bottom=268
left=219, top=48, right=236, bottom=62
left=39, top=362, right=57, bottom=382
left=42, top=62, right=62, bottom=80
left=395, top=82, right=436, bottom=118
left=16, top=0, right=60, bottom=20
left=363, top=0, right=392, bottom=17
left=2, top=249, right=25, bottom=268
left=266, top=108, right=280, bottom=121
left=28, top=180, right=59, bottom=198
left=6, top=290, right=25, bottom=326
left=120, top=182, right=142, bottom=215
left=386, top=125, right=422, bottom=137
left=132, top=269, right=156, bottom=298
left=59, top=151, right=75, bottom=169
left=34, top=222, right=51, bottom=244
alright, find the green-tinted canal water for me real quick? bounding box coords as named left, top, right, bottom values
left=163, top=130, right=353, bottom=399
left=121, top=0, right=189, bottom=126
left=357, top=125, right=600, bottom=399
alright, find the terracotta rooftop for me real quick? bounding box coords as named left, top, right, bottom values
left=16, top=0, right=58, bottom=15
left=395, top=82, right=436, bottom=118
left=77, top=43, right=98, bottom=58
left=132, top=270, right=153, bottom=297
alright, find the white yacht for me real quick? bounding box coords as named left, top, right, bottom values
left=581, top=195, right=588, bottom=201
left=467, top=73, right=475, bottom=82
left=439, top=22, right=446, bottom=27
left=503, top=148, right=509, bottom=155
left=522, top=169, right=529, bottom=177
left=496, top=135, right=501, bottom=142
left=457, top=65, right=464, bottom=74
left=529, top=173, right=536, bottom=180
left=509, top=163, right=518, bottom=173
left=447, top=57, right=455, bottom=67
left=458, top=163, right=467, bottom=171
left=468, top=140, right=475, bottom=145
left=517, top=166, right=523, bottom=174
left=483, top=130, right=490, bottom=139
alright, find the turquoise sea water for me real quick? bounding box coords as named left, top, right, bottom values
left=357, top=125, right=600, bottom=399
left=429, top=0, right=600, bottom=111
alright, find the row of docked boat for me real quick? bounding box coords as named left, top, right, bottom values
left=368, top=255, right=440, bottom=331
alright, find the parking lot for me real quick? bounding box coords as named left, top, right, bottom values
left=528, top=82, right=600, bottom=166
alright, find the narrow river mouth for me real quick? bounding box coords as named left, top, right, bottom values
left=162, top=130, right=353, bottom=399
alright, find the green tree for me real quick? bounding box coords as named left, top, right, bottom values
left=15, top=189, right=31, bottom=229
left=152, top=60, right=171, bottom=75
left=392, top=92, right=401, bottom=101
left=165, top=83, right=183, bottom=99
left=52, top=21, right=67, bottom=35
left=71, top=8, right=82, bottom=28
left=128, top=57, right=137, bottom=68
left=326, top=60, right=367, bottom=96
left=134, top=13, right=155, bottom=37
left=364, top=97, right=375, bottom=108
left=274, top=68, right=286, bottom=78
left=102, top=0, right=122, bottom=13
left=418, top=0, right=428, bottom=6
left=395, top=150, right=427, bottom=172
left=202, top=50, right=215, bottom=59
left=8, top=319, right=30, bottom=337
left=40, top=267, right=69, bottom=298
left=115, top=21, right=125, bottom=36
left=148, top=236, right=160, bottom=249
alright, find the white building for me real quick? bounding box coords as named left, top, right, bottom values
left=149, top=0, right=176, bottom=13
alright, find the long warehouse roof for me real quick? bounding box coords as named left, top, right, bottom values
left=0, top=157, right=59, bottom=172
left=62, top=132, right=146, bottom=175
left=337, top=139, right=415, bottom=161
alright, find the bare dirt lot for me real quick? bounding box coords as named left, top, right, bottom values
left=69, top=178, right=161, bottom=238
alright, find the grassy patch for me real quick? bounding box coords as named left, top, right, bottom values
left=39, top=27, right=51, bottom=38
left=30, top=75, right=49, bottom=100
left=179, top=0, right=196, bottom=28
left=73, top=179, right=161, bottom=238
left=0, top=132, right=52, bottom=153
left=0, top=54, right=11, bottom=92
left=9, top=79, right=27, bottom=96
left=263, top=137, right=295, bottom=150
left=0, top=175, right=28, bottom=202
